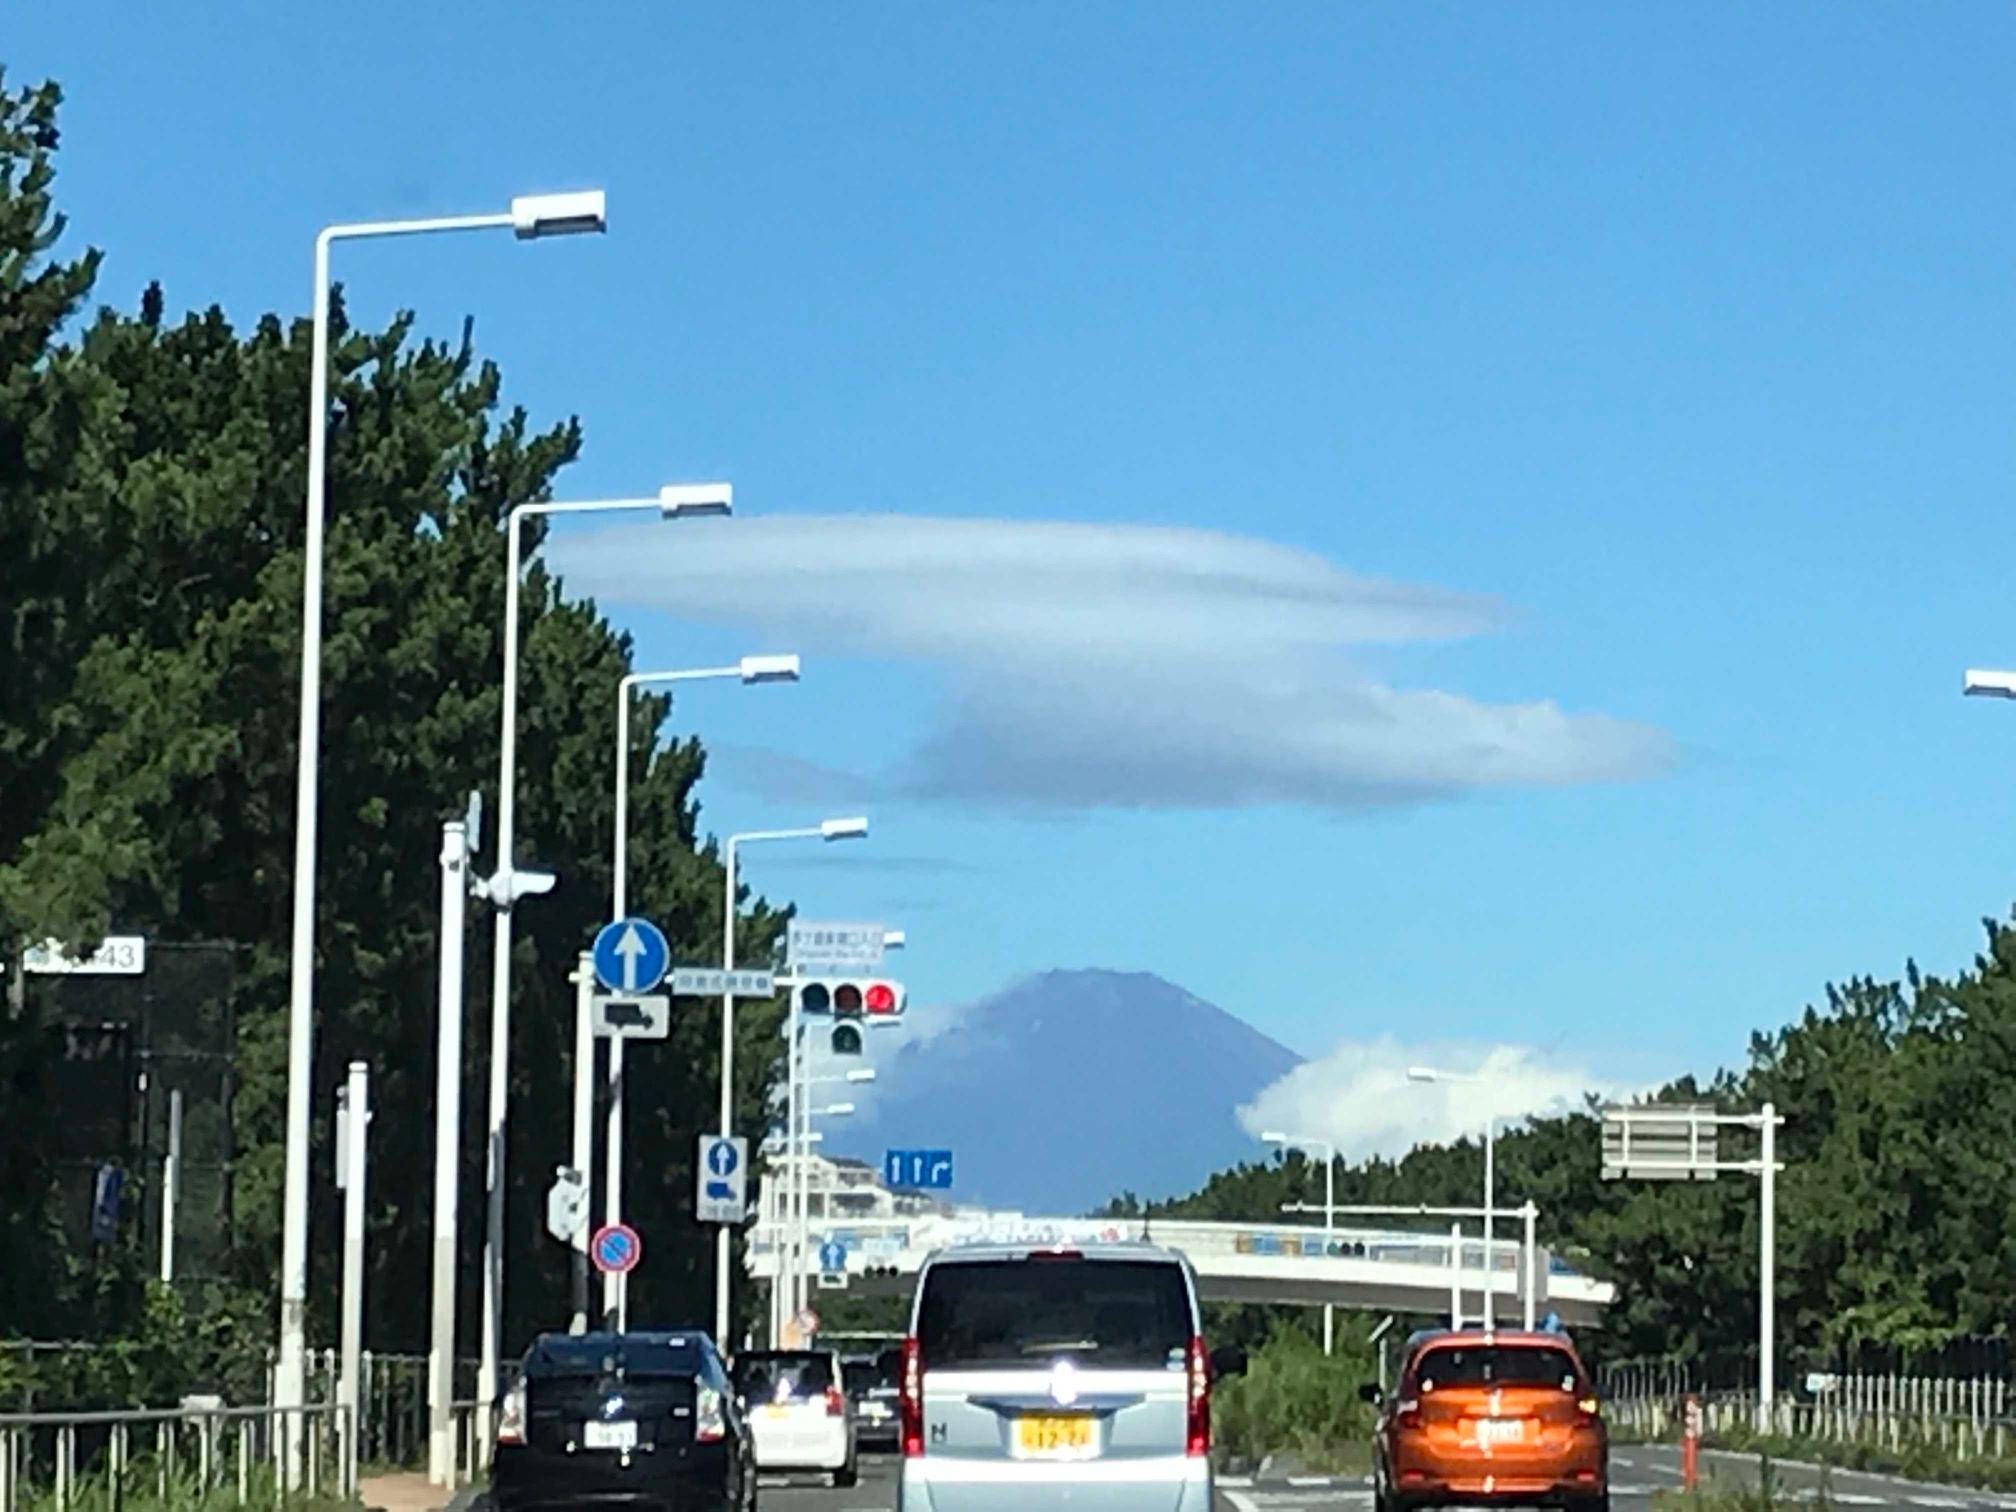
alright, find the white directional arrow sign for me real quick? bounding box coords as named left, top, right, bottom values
left=616, top=926, right=645, bottom=991
left=593, top=917, right=669, bottom=995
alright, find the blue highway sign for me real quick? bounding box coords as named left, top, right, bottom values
left=593, top=918, right=669, bottom=995
left=883, top=1149, right=954, bottom=1191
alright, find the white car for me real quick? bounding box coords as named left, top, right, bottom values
left=895, top=1238, right=1246, bottom=1512
left=732, top=1348, right=859, bottom=1487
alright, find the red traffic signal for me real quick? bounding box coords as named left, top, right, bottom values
left=865, top=982, right=899, bottom=1015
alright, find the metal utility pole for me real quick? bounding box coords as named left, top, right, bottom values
left=337, top=1061, right=370, bottom=1498
left=428, top=818, right=469, bottom=1485
left=1600, top=1100, right=1784, bottom=1432
left=570, top=953, right=594, bottom=1333
left=159, top=1089, right=183, bottom=1283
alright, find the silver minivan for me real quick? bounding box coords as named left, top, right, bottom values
left=895, top=1238, right=1247, bottom=1511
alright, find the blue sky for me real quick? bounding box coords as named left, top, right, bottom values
left=17, top=4, right=2016, bottom=1151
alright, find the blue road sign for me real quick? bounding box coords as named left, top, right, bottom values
left=696, top=1135, right=749, bottom=1223
left=883, top=1149, right=954, bottom=1191
left=591, top=1222, right=642, bottom=1275
left=819, top=1238, right=847, bottom=1273
left=593, top=918, right=670, bottom=995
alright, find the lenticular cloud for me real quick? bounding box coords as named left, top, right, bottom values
left=549, top=514, right=1670, bottom=812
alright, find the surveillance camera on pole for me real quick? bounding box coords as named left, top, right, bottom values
left=471, top=866, right=558, bottom=907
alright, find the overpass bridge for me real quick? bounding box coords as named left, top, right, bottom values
left=746, top=1212, right=1617, bottom=1328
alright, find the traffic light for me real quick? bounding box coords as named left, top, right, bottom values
left=793, top=978, right=906, bottom=1021
left=831, top=1023, right=864, bottom=1057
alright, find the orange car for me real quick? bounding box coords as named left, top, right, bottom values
left=1363, top=1330, right=1608, bottom=1512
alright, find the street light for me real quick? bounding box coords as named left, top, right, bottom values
left=280, top=189, right=607, bottom=1468
left=1408, top=1066, right=1498, bottom=1329
left=478, top=486, right=734, bottom=1419
left=1965, top=669, right=2016, bottom=699
left=720, top=818, right=869, bottom=1342
left=1262, top=1131, right=1337, bottom=1355
left=594, top=654, right=801, bottom=1330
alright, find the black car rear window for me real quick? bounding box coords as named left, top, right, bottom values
left=525, top=1335, right=699, bottom=1381
left=842, top=1360, right=889, bottom=1393
left=1416, top=1345, right=1579, bottom=1390
left=735, top=1352, right=834, bottom=1402
left=918, top=1258, right=1193, bottom=1371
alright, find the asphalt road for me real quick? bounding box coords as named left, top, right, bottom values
left=755, top=1444, right=2016, bottom=1512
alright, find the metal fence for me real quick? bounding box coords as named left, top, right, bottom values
left=3, top=1342, right=479, bottom=1474
left=1600, top=1349, right=2016, bottom=1461
left=0, top=1403, right=349, bottom=1512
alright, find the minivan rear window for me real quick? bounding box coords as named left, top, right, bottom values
left=734, top=1351, right=834, bottom=1403
left=918, top=1258, right=1193, bottom=1371
left=1416, top=1345, right=1579, bottom=1390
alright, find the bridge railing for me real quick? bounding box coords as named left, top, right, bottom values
left=744, top=1212, right=1598, bottom=1283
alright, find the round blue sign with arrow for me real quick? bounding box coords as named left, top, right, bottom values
left=594, top=918, right=669, bottom=995
left=591, top=1222, right=642, bottom=1275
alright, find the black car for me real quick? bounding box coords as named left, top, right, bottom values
left=840, top=1351, right=901, bottom=1451
left=490, top=1331, right=756, bottom=1512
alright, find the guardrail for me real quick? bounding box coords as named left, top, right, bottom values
left=0, top=1403, right=350, bottom=1512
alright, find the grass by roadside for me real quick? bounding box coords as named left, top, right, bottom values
left=1702, top=1423, right=2016, bottom=1494
left=1650, top=1464, right=1820, bottom=1512
left=1212, top=1322, right=1376, bottom=1477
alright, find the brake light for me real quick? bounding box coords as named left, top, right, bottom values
left=1029, top=1248, right=1083, bottom=1260
left=1577, top=1396, right=1601, bottom=1424
left=899, top=1336, right=924, bottom=1458
left=825, top=1385, right=847, bottom=1417
left=1395, top=1400, right=1422, bottom=1432
left=1185, top=1335, right=1210, bottom=1457
left=496, top=1379, right=526, bottom=1446
left=695, top=1385, right=727, bottom=1444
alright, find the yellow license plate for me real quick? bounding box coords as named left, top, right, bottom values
left=1014, top=1414, right=1095, bottom=1458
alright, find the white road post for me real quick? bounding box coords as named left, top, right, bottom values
left=338, top=1061, right=369, bottom=1498
left=1449, top=1222, right=1463, bottom=1328
left=570, top=953, right=594, bottom=1333
left=282, top=195, right=606, bottom=1484
left=428, top=818, right=468, bottom=1486
left=1760, top=1101, right=1778, bottom=1434
left=1483, top=1112, right=1497, bottom=1330
left=1522, top=1200, right=1538, bottom=1330
left=159, top=1089, right=182, bottom=1284
left=1322, top=1149, right=1335, bottom=1356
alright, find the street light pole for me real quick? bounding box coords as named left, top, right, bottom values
left=1408, top=1066, right=1498, bottom=1329
left=601, top=656, right=799, bottom=1330
left=1261, top=1130, right=1336, bottom=1354
left=280, top=192, right=605, bottom=1476
left=477, top=485, right=731, bottom=1426
left=716, top=818, right=868, bottom=1345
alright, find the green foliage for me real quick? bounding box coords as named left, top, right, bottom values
left=0, top=69, right=788, bottom=1358
left=1212, top=1318, right=1378, bottom=1473
left=1135, top=918, right=2016, bottom=1367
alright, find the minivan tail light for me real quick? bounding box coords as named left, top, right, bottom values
left=899, top=1336, right=924, bottom=1458
left=825, top=1385, right=847, bottom=1417
left=496, top=1379, right=526, bottom=1446
left=1185, top=1335, right=1210, bottom=1457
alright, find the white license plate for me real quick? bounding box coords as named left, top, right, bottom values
left=583, top=1419, right=637, bottom=1450
left=1476, top=1418, right=1526, bottom=1446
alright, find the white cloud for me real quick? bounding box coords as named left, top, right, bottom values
left=1236, top=1037, right=1648, bottom=1161
left=551, top=514, right=1670, bottom=811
